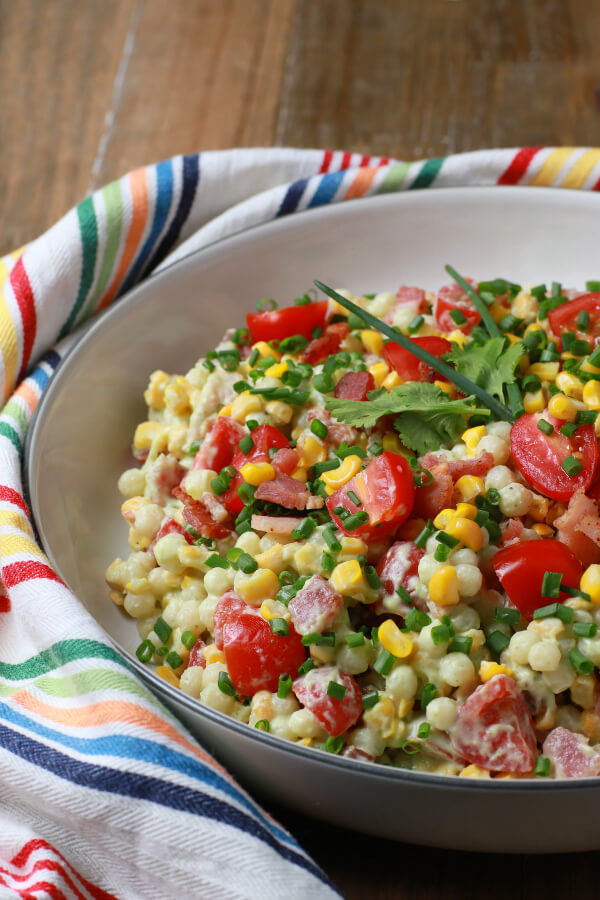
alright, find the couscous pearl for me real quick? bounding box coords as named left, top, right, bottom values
left=485, top=465, right=514, bottom=492
left=477, top=434, right=510, bottom=465
left=499, top=483, right=532, bottom=518
left=386, top=665, right=418, bottom=700
left=439, top=652, right=476, bottom=688
left=426, top=697, right=458, bottom=731
left=509, top=629, right=540, bottom=666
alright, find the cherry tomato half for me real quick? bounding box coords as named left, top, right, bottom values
left=510, top=413, right=598, bottom=501
left=192, top=416, right=245, bottom=473
left=382, top=336, right=452, bottom=383
left=434, top=281, right=481, bottom=335
left=548, top=293, right=600, bottom=348
left=492, top=539, right=582, bottom=620
left=326, top=451, right=415, bottom=540
left=247, top=301, right=329, bottom=343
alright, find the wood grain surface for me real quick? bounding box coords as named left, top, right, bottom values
left=3, top=1, right=600, bottom=897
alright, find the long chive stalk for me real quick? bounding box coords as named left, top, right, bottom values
left=314, top=280, right=514, bottom=422
left=444, top=265, right=524, bottom=419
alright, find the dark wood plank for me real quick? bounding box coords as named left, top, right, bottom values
left=0, top=0, right=137, bottom=253
left=92, top=0, right=295, bottom=189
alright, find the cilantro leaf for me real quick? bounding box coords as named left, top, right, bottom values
left=326, top=382, right=489, bottom=455
left=444, top=337, right=524, bottom=402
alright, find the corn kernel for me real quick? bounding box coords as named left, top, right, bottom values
left=240, top=462, right=276, bottom=486
left=178, top=545, right=211, bottom=570
left=255, top=543, right=285, bottom=574
left=529, top=361, right=560, bottom=381
left=529, top=494, right=549, bottom=522
left=204, top=645, right=226, bottom=665
left=581, top=564, right=600, bottom=604
left=235, top=568, right=279, bottom=604
left=434, top=380, right=454, bottom=395
left=361, top=330, right=384, bottom=356
left=156, top=665, right=181, bottom=687
left=428, top=565, right=460, bottom=606
left=581, top=710, right=600, bottom=742
left=164, top=376, right=191, bottom=415
left=330, top=559, right=366, bottom=596
left=382, top=370, right=402, bottom=391
left=144, top=370, right=170, bottom=409
left=339, top=536, right=368, bottom=556
left=297, top=435, right=326, bottom=468
left=378, top=619, right=413, bottom=659
left=454, top=475, right=485, bottom=503
left=506, top=333, right=521, bottom=346
left=548, top=393, right=577, bottom=422
left=382, top=432, right=404, bottom=453
left=455, top=502, right=478, bottom=520
left=479, top=661, right=513, bottom=682
left=446, top=329, right=468, bottom=347
left=583, top=380, right=600, bottom=410
left=433, top=508, right=457, bottom=529
left=231, top=390, right=265, bottom=423
left=121, top=496, right=147, bottom=523
left=253, top=341, right=280, bottom=361
left=291, top=467, right=308, bottom=482
left=523, top=389, right=545, bottom=414
left=260, top=598, right=290, bottom=621
left=217, top=405, right=232, bottom=417
left=445, top=517, right=484, bottom=552
left=490, top=304, right=510, bottom=323
left=460, top=764, right=491, bottom=778
left=133, top=421, right=168, bottom=452
left=580, top=358, right=600, bottom=376
left=396, top=698, right=414, bottom=719
left=298, top=737, right=314, bottom=747
left=265, top=400, right=293, bottom=425
left=555, top=372, right=584, bottom=399
left=532, top=523, right=554, bottom=536
left=265, top=362, right=289, bottom=379
left=369, top=362, right=390, bottom=388
left=321, top=455, right=363, bottom=493
left=461, top=425, right=486, bottom=450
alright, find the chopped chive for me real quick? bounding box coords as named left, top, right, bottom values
left=568, top=648, right=595, bottom=675
left=368, top=441, right=384, bottom=456
left=571, top=339, right=591, bottom=356
left=449, top=308, right=467, bottom=325
left=493, top=606, right=521, bottom=626
left=166, top=651, right=183, bottom=669
left=181, top=630, right=196, bottom=651
left=408, top=314, right=425, bottom=334
left=205, top=554, right=229, bottom=569
left=363, top=565, right=381, bottom=589
left=588, top=345, right=600, bottom=367
left=586, top=280, right=600, bottom=292
left=397, top=584, right=414, bottom=606
left=374, top=648, right=395, bottom=676
left=291, top=516, right=317, bottom=540
left=312, top=459, right=339, bottom=477
left=448, top=635, right=473, bottom=655
left=301, top=633, right=325, bottom=646
left=327, top=681, right=347, bottom=700
left=537, top=419, right=554, bottom=436
left=415, top=520, right=435, bottom=549
left=362, top=690, right=379, bottom=710
left=237, top=552, right=258, bottom=574
left=238, top=434, right=254, bottom=455
left=217, top=671, right=237, bottom=696
left=576, top=409, right=598, bottom=425
left=324, top=735, right=344, bottom=754
left=560, top=422, right=577, bottom=438
left=321, top=550, right=336, bottom=574
left=431, top=624, right=452, bottom=645
left=256, top=297, right=278, bottom=311
left=573, top=621, right=597, bottom=638
left=562, top=585, right=592, bottom=602
left=487, top=630, right=510, bottom=654
left=237, top=482, right=257, bottom=505
left=499, top=313, right=522, bottom=333
left=136, top=639, right=155, bottom=663
left=346, top=632, right=365, bottom=648
left=347, top=490, right=362, bottom=508
left=154, top=617, right=172, bottom=643
left=521, top=374, right=541, bottom=392
left=277, top=673, right=292, bottom=698
left=310, top=419, right=329, bottom=439
left=562, top=456, right=583, bottom=477
left=417, top=722, right=431, bottom=739
left=437, top=531, right=460, bottom=548
left=421, top=683, right=436, bottom=708
left=533, top=602, right=573, bottom=624
left=531, top=284, right=547, bottom=300
left=334, top=442, right=367, bottom=459
left=313, top=372, right=334, bottom=393
left=434, top=543, right=451, bottom=562
left=401, top=740, right=421, bottom=755
left=246, top=418, right=259, bottom=430
left=535, top=756, right=551, bottom=777
left=270, top=618, right=290, bottom=637
left=405, top=609, right=431, bottom=631
left=255, top=719, right=270, bottom=731
left=541, top=571, right=563, bottom=599
left=155, top=645, right=168, bottom=658
left=297, top=658, right=315, bottom=676
left=343, top=511, right=370, bottom=531
left=323, top=526, right=342, bottom=552
left=186, top=441, right=201, bottom=456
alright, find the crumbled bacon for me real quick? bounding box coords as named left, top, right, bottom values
left=421, top=451, right=495, bottom=480
left=555, top=489, right=600, bottom=566
left=271, top=448, right=300, bottom=475
left=251, top=514, right=303, bottom=535
left=172, top=485, right=232, bottom=539
left=306, top=408, right=361, bottom=448
left=384, top=286, right=427, bottom=324
left=255, top=473, right=313, bottom=510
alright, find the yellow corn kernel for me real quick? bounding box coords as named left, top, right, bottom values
left=479, top=661, right=514, bottom=682
left=321, top=455, right=363, bottom=493
left=434, top=380, right=454, bottom=396
left=434, top=507, right=459, bottom=530
left=581, top=709, right=600, bottom=742
left=505, top=333, right=521, bottom=346
left=530, top=617, right=564, bottom=639
left=361, top=329, right=384, bottom=356
left=259, top=598, right=290, bottom=621
left=297, top=435, right=326, bottom=468
left=240, top=462, right=276, bottom=486
left=124, top=577, right=151, bottom=595
left=298, top=737, right=314, bottom=747
left=217, top=405, right=232, bottom=417
left=581, top=564, right=600, bottom=604
left=455, top=502, right=478, bottom=520
left=167, top=425, right=187, bottom=456
left=529, top=361, right=560, bottom=381
left=235, top=568, right=279, bottom=604
left=253, top=341, right=280, bottom=361
left=396, top=698, right=414, bottom=719
left=461, top=425, right=486, bottom=450
left=156, top=665, right=181, bottom=687
left=382, top=370, right=402, bottom=391
left=548, top=393, right=577, bottom=422
left=532, top=523, right=554, bottom=536
left=454, top=475, right=485, bottom=503
left=580, top=358, right=600, bottom=376
left=339, top=536, right=368, bottom=556
left=133, top=421, right=168, bottom=452
left=529, top=494, right=549, bottom=522
left=369, top=362, right=390, bottom=388
left=583, top=380, right=600, bottom=410
left=230, top=390, right=265, bottom=423
left=428, top=566, right=460, bottom=606
left=523, top=389, right=545, bottom=414
left=460, top=764, right=491, bottom=778
left=291, top=467, right=308, bottom=482
left=490, top=303, right=510, bottom=323
left=555, top=371, right=584, bottom=399
left=378, top=619, right=413, bottom=659
left=330, top=559, right=365, bottom=595
left=144, top=370, right=170, bottom=409
left=178, top=544, right=211, bottom=570
left=265, top=400, right=293, bottom=425
left=121, top=496, right=147, bottom=522
left=445, top=517, right=483, bottom=552
left=164, top=376, right=191, bottom=415
left=446, top=329, right=468, bottom=347
left=204, top=645, right=226, bottom=665
left=382, top=432, right=404, bottom=453
left=265, top=361, right=289, bottom=379
left=524, top=322, right=545, bottom=336
left=254, top=543, right=285, bottom=574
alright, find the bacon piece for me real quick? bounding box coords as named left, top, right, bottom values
left=334, top=371, right=376, bottom=401
left=288, top=575, right=344, bottom=636
left=385, top=286, right=427, bottom=323
left=307, top=408, right=361, bottom=448
left=421, top=451, right=495, bottom=480
left=251, top=514, right=303, bottom=535
left=543, top=727, right=600, bottom=778
left=145, top=454, right=185, bottom=505
left=341, top=745, right=375, bottom=762
left=500, top=518, right=524, bottom=546
left=301, top=322, right=350, bottom=365
left=271, top=448, right=300, bottom=475
left=255, top=473, right=313, bottom=510
left=172, top=485, right=232, bottom=539
left=555, top=490, right=600, bottom=566
left=413, top=462, right=453, bottom=519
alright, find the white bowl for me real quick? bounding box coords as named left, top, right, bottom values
left=26, top=187, right=600, bottom=853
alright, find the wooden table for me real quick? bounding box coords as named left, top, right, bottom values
left=3, top=1, right=600, bottom=896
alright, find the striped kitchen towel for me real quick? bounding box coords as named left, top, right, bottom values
left=0, top=146, right=596, bottom=899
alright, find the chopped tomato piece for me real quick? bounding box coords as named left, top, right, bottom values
left=293, top=666, right=362, bottom=737
left=413, top=462, right=453, bottom=520
left=220, top=424, right=290, bottom=515
left=492, top=539, right=582, bottom=620
left=326, top=451, right=415, bottom=540
left=288, top=575, right=344, bottom=635
left=150, top=517, right=193, bottom=549
left=385, top=286, right=427, bottom=321
left=382, top=336, right=452, bottom=383
left=193, top=416, right=245, bottom=473
left=301, top=322, right=350, bottom=365
left=247, top=301, right=329, bottom=343
left=271, top=447, right=300, bottom=475
left=434, top=280, right=481, bottom=334
left=450, top=675, right=537, bottom=773
left=543, top=727, right=600, bottom=778
left=221, top=601, right=306, bottom=696
left=510, top=413, right=598, bottom=501
left=334, top=371, right=376, bottom=401
left=188, top=638, right=207, bottom=668
left=548, top=292, right=600, bottom=349
left=376, top=541, right=424, bottom=615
